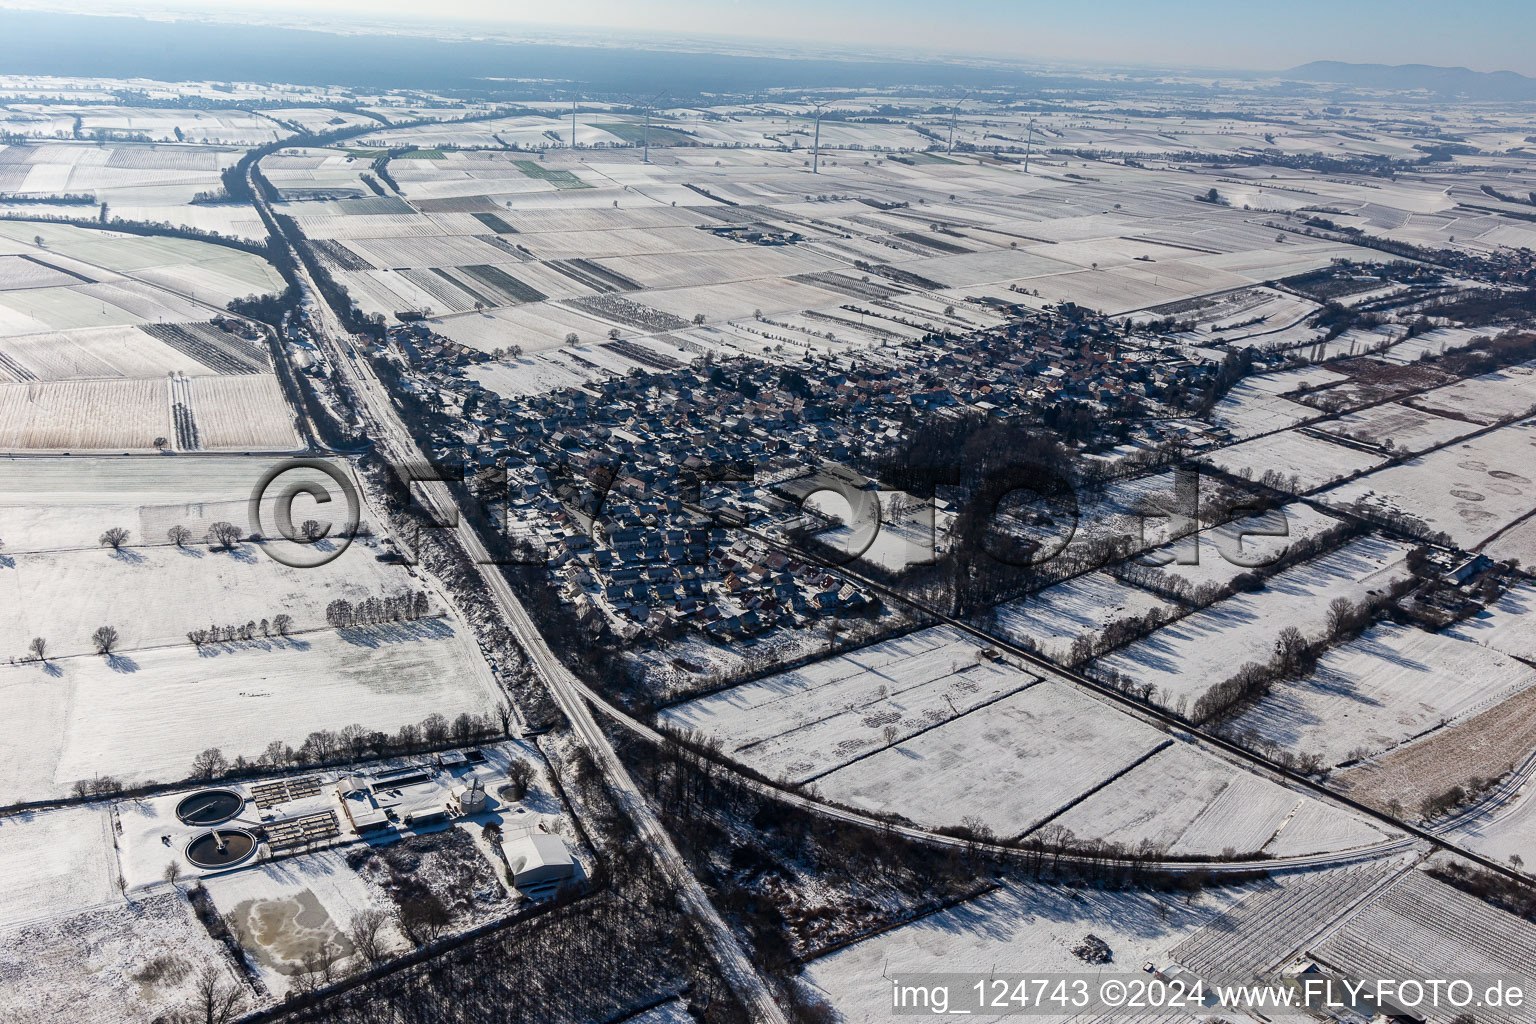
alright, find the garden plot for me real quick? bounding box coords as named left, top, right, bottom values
left=1313, top=871, right=1536, bottom=1024
left=811, top=680, right=1169, bottom=836
left=0, top=806, right=118, bottom=927
left=1093, top=535, right=1413, bottom=713
left=1405, top=364, right=1536, bottom=425
left=660, top=628, right=1017, bottom=766
left=990, top=571, right=1176, bottom=662
left=801, top=879, right=1245, bottom=1024
left=1232, top=622, right=1536, bottom=766
left=1448, top=581, right=1536, bottom=661
left=1201, top=428, right=1385, bottom=491
left=1320, top=402, right=1478, bottom=453
left=0, top=623, right=499, bottom=801
left=1320, top=419, right=1536, bottom=549
left=0, top=892, right=239, bottom=1024
left=1207, top=381, right=1317, bottom=439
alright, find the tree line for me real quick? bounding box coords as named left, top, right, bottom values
left=324, top=590, right=432, bottom=629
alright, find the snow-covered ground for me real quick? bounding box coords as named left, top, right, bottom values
left=991, top=571, right=1175, bottom=661
left=1093, top=534, right=1412, bottom=713
left=801, top=879, right=1251, bottom=1024
left=0, top=622, right=499, bottom=801
left=660, top=627, right=1040, bottom=784
left=811, top=680, right=1168, bottom=836
left=1321, top=418, right=1536, bottom=548
left=1447, top=581, right=1536, bottom=662
left=1231, top=622, right=1536, bottom=765
left=1202, top=428, right=1385, bottom=492
left=1051, top=742, right=1386, bottom=857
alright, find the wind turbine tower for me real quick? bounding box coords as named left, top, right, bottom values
left=810, top=99, right=831, bottom=174
left=947, top=90, right=972, bottom=155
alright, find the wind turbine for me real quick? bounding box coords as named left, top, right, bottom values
left=809, top=99, right=834, bottom=174
left=1024, top=117, right=1038, bottom=173
left=640, top=89, right=667, bottom=163
left=570, top=96, right=578, bottom=149
left=947, top=90, right=972, bottom=155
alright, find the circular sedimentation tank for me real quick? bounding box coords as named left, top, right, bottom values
left=175, top=788, right=245, bottom=826
left=184, top=828, right=257, bottom=870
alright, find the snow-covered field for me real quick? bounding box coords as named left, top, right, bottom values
left=810, top=680, right=1168, bottom=836
left=1201, top=428, right=1385, bottom=492
left=1321, top=419, right=1536, bottom=548
left=660, top=627, right=1041, bottom=784
left=1128, top=503, right=1343, bottom=593
left=0, top=893, right=241, bottom=1024
left=801, top=879, right=1249, bottom=1024
left=0, top=538, right=417, bottom=658
left=1405, top=363, right=1536, bottom=425
left=991, top=571, right=1175, bottom=661
left=1448, top=582, right=1536, bottom=662
left=1207, top=381, right=1317, bottom=439
left=1232, top=622, right=1536, bottom=765
left=1321, top=401, right=1477, bottom=452
left=1051, top=742, right=1386, bottom=857
left=1093, top=534, right=1413, bottom=712
left=0, top=622, right=499, bottom=800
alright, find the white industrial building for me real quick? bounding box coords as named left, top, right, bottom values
left=501, top=833, right=575, bottom=894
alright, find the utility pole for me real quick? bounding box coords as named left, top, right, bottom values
left=948, top=90, right=972, bottom=155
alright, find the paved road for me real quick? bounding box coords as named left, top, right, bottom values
left=252, top=165, right=790, bottom=1024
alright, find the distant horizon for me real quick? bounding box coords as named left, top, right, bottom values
left=5, top=0, right=1536, bottom=78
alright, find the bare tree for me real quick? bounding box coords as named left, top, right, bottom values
left=206, top=522, right=243, bottom=550
left=348, top=907, right=390, bottom=967
left=271, top=613, right=293, bottom=636
left=190, top=748, right=228, bottom=779
left=300, top=519, right=325, bottom=543
left=493, top=700, right=516, bottom=736
left=25, top=636, right=46, bottom=662
left=153, top=436, right=170, bottom=451
left=505, top=758, right=534, bottom=800
left=167, top=525, right=193, bottom=547
left=180, top=965, right=243, bottom=1024
left=99, top=527, right=130, bottom=550
left=92, top=625, right=120, bottom=655
left=163, top=860, right=183, bottom=889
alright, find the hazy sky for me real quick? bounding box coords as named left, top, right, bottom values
left=19, top=0, right=1536, bottom=75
